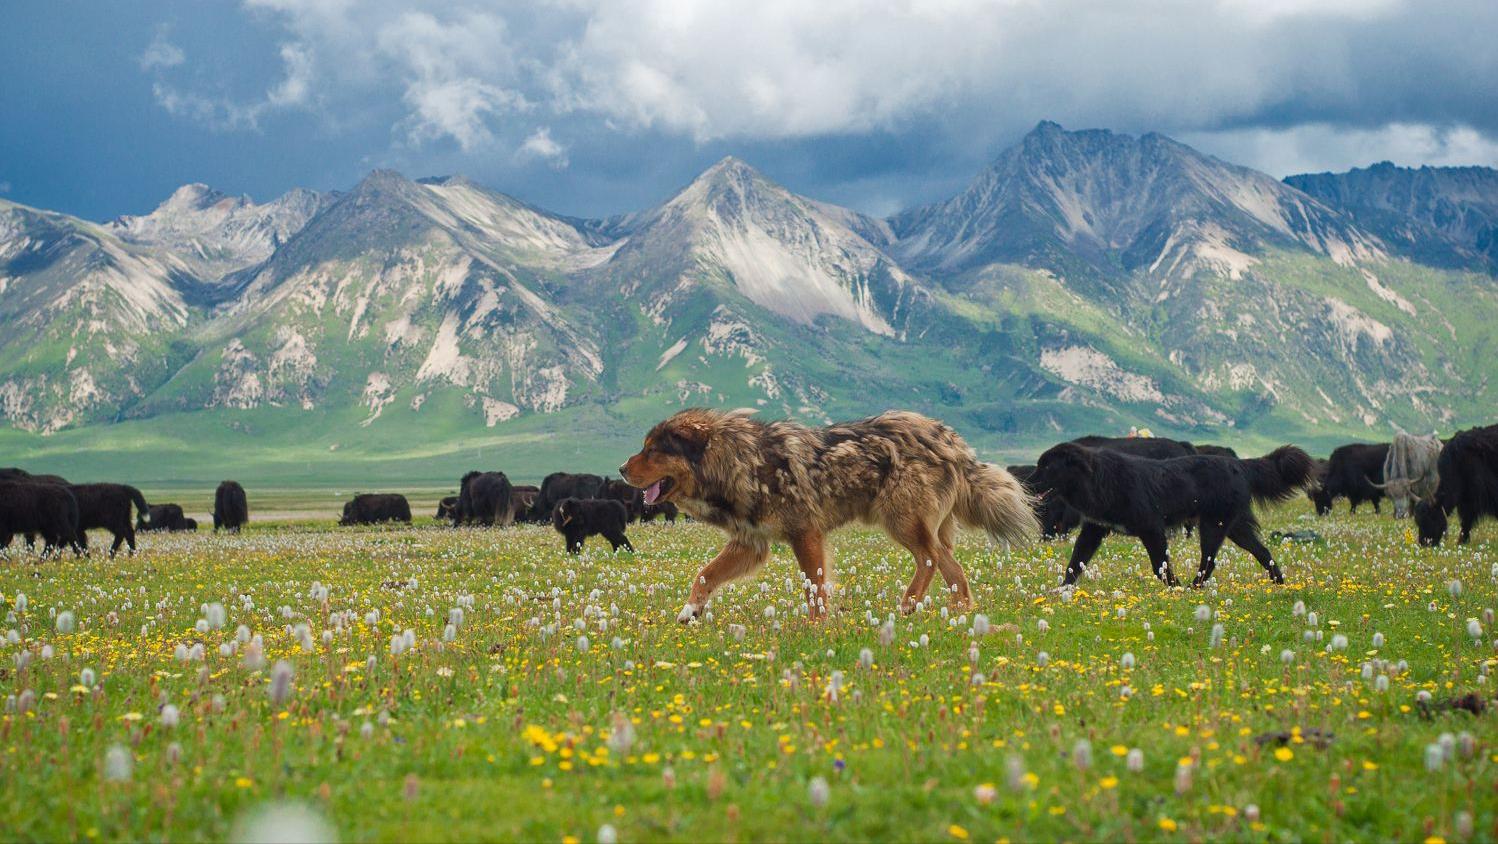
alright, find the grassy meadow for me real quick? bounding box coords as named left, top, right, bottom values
left=0, top=500, right=1494, bottom=842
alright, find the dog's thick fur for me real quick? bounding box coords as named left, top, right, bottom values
left=69, top=483, right=151, bottom=556
left=214, top=481, right=249, bottom=532
left=552, top=498, right=635, bottom=555
left=620, top=409, right=1038, bottom=621
left=1008, top=464, right=1082, bottom=539
left=339, top=494, right=412, bottom=526
left=1415, top=424, right=1498, bottom=546
left=1311, top=443, right=1388, bottom=515
left=0, top=481, right=81, bottom=555
left=456, top=471, right=515, bottom=527
left=1031, top=443, right=1314, bottom=587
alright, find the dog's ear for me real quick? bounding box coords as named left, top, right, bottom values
left=661, top=418, right=711, bottom=464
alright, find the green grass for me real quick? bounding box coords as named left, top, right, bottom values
left=1, top=501, right=1494, bottom=842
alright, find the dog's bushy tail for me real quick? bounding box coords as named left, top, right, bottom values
left=956, top=462, right=1040, bottom=544
left=1242, top=446, right=1316, bottom=506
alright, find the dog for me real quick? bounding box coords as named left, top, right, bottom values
left=619, top=409, right=1038, bottom=622
left=1030, top=443, right=1313, bottom=587
left=551, top=498, right=634, bottom=555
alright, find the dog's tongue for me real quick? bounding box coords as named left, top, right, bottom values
left=643, top=481, right=662, bottom=505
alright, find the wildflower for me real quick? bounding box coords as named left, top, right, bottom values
left=878, top=619, right=895, bottom=647
left=1466, top=618, right=1483, bottom=639
left=1037, top=619, right=1049, bottom=633
left=80, top=668, right=96, bottom=688
left=1174, top=760, right=1192, bottom=793
left=1210, top=624, right=1225, bottom=648
left=598, top=824, right=618, bottom=844
left=608, top=711, right=635, bottom=755
left=229, top=802, right=336, bottom=844
left=243, top=641, right=266, bottom=671
left=973, top=614, right=990, bottom=636
left=1292, top=600, right=1306, bottom=617
left=577, top=635, right=590, bottom=654
left=1005, top=754, right=1027, bottom=791
left=1120, top=652, right=1135, bottom=669
left=808, top=776, right=830, bottom=808
left=973, top=783, right=997, bottom=804
left=1448, top=579, right=1463, bottom=598
left=1424, top=743, right=1444, bottom=771
left=1330, top=634, right=1349, bottom=652
left=160, top=704, right=180, bottom=728
left=1072, top=739, right=1092, bottom=770
left=1372, top=632, right=1385, bottom=649
left=1307, top=611, right=1319, bottom=628
left=1244, top=804, right=1261, bottom=823
left=55, top=611, right=75, bottom=634
left=948, top=824, right=970, bottom=840
left=859, top=648, right=874, bottom=669
left=1281, top=649, right=1295, bottom=664
left=1159, top=817, right=1177, bottom=832
left=1126, top=748, right=1144, bottom=772
left=14, top=593, right=26, bottom=612
left=1194, top=605, right=1211, bottom=622
left=360, top=722, right=374, bottom=739
left=104, top=745, right=131, bottom=782
left=269, top=660, right=294, bottom=706
left=1036, top=651, right=1049, bottom=667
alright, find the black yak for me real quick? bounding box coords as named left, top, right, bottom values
left=1195, top=444, right=1239, bottom=458
left=531, top=472, right=608, bottom=521
left=456, top=471, right=514, bottom=527
left=0, top=482, right=81, bottom=556
left=436, top=496, right=460, bottom=521
left=1311, top=444, right=1388, bottom=515
left=1415, top=424, right=1498, bottom=546
left=642, top=500, right=679, bottom=523
left=552, top=498, right=634, bottom=554
left=510, top=485, right=541, bottom=523
left=214, top=481, right=249, bottom=533
left=602, top=478, right=646, bottom=522
left=1008, top=463, right=1082, bottom=540
left=1031, top=443, right=1315, bottom=587
left=139, top=504, right=190, bottom=532
left=340, top=494, right=412, bottom=526
left=68, top=483, right=151, bottom=556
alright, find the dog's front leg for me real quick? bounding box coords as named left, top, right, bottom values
left=678, top=538, right=769, bottom=623
left=789, top=530, right=830, bottom=621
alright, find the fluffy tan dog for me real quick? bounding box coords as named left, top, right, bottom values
left=620, top=409, right=1037, bottom=622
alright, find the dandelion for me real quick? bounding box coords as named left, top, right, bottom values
left=1037, top=651, right=1049, bottom=667
left=360, top=721, right=374, bottom=740
left=858, top=648, right=874, bottom=669
left=1120, top=652, right=1135, bottom=669
left=608, top=712, right=635, bottom=755
left=160, top=704, right=180, bottom=728
left=974, top=783, right=997, bottom=804
left=1174, top=760, right=1192, bottom=793
left=80, top=668, right=96, bottom=687
left=269, top=660, right=294, bottom=706
left=104, top=744, right=131, bottom=782
left=1466, top=618, right=1483, bottom=639
left=1292, top=600, right=1306, bottom=617
left=1037, top=619, right=1049, bottom=633
left=1210, top=623, right=1225, bottom=648
left=1281, top=649, right=1295, bottom=664
left=1244, top=804, right=1261, bottom=823
left=577, top=635, right=590, bottom=654
left=598, top=824, right=618, bottom=844
left=1424, top=743, right=1444, bottom=771
left=878, top=619, right=895, bottom=647
left=14, top=593, right=26, bottom=613
left=1448, top=579, right=1463, bottom=598
left=1194, top=605, right=1212, bottom=622
left=1330, top=634, right=1349, bottom=652
left=55, top=611, right=75, bottom=634
left=808, top=776, right=830, bottom=808
left=1005, top=754, right=1028, bottom=792
left=1306, top=611, right=1319, bottom=628
left=1126, top=748, right=1145, bottom=772
left=229, top=802, right=336, bottom=844
left=1072, top=739, right=1093, bottom=770
left=1372, top=632, right=1385, bottom=649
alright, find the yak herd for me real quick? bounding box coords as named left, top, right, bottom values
left=2, top=420, right=1495, bottom=566
left=338, top=470, right=677, bottom=554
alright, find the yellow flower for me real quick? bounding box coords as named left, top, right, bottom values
left=1362, top=760, right=1378, bottom=771
left=1110, top=745, right=1128, bottom=757
left=1159, top=817, right=1177, bottom=832
left=234, top=777, right=253, bottom=789
left=1100, top=776, right=1119, bottom=790
left=1274, top=747, right=1294, bottom=762
left=948, top=824, right=969, bottom=840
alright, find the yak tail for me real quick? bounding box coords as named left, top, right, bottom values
left=126, top=485, right=151, bottom=524
left=1242, top=446, right=1316, bottom=506
left=955, top=462, right=1040, bottom=545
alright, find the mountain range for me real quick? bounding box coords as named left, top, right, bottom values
left=3, top=121, right=1496, bottom=479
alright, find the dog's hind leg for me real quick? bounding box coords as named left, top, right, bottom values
left=890, top=518, right=970, bottom=613
left=1139, top=529, right=1179, bottom=587
left=789, top=530, right=831, bottom=620
left=1062, top=522, right=1108, bottom=586
left=679, top=538, right=769, bottom=623
left=1192, top=520, right=1229, bottom=587
left=1226, top=522, right=1283, bottom=584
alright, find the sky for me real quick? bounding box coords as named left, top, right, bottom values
left=2, top=0, right=1496, bottom=222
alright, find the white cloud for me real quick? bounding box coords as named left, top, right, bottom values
left=1183, top=122, right=1498, bottom=177
left=516, top=127, right=568, bottom=169
left=139, top=25, right=185, bottom=71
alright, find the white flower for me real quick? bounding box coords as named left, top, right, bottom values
left=1072, top=739, right=1092, bottom=770
left=858, top=648, right=874, bottom=669
left=1120, top=652, right=1136, bottom=669
left=1467, top=619, right=1483, bottom=639
left=104, top=744, right=132, bottom=782
left=598, top=824, right=618, bottom=844
left=973, top=614, right=991, bottom=636
left=55, top=611, right=76, bottom=634
left=269, top=660, right=294, bottom=706
left=1194, top=605, right=1212, bottom=622
left=807, top=776, right=830, bottom=808
left=160, top=704, right=180, bottom=728
left=1126, top=748, right=1144, bottom=772
left=1372, top=632, right=1385, bottom=649
left=1036, top=651, right=1049, bottom=667
left=1448, top=579, right=1463, bottom=598
left=1281, top=649, right=1295, bottom=664
left=80, top=668, right=96, bottom=687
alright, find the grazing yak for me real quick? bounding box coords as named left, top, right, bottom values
left=214, top=481, right=249, bottom=532
left=59, top=483, right=151, bottom=556
left=0, top=481, right=81, bottom=556
left=1311, top=444, right=1388, bottom=515
left=531, top=472, right=608, bottom=521
left=0, top=467, right=71, bottom=485
left=1031, top=443, right=1314, bottom=587
left=456, top=471, right=515, bottom=527
left=551, top=498, right=634, bottom=555
left=642, top=500, right=679, bottom=523
left=139, top=504, right=192, bottom=532
left=436, top=496, right=460, bottom=521
left=602, top=478, right=646, bottom=522
left=510, top=485, right=541, bottom=523
left=1375, top=432, right=1443, bottom=519
left=1195, top=444, right=1239, bottom=458
left=1415, top=424, right=1498, bottom=546
left=340, top=494, right=412, bottom=526
left=1008, top=464, right=1082, bottom=539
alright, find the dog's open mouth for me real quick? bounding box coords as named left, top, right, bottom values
left=643, top=477, right=675, bottom=505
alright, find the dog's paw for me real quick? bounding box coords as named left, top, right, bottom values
left=676, top=603, right=701, bottom=624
